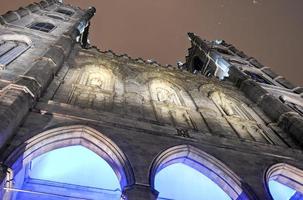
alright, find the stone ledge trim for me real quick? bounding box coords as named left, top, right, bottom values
left=0, top=84, right=35, bottom=98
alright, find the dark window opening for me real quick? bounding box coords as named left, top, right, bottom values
left=244, top=70, right=271, bottom=84
left=56, top=9, right=74, bottom=16
left=29, top=22, right=55, bottom=33
left=205, top=62, right=217, bottom=77
left=192, top=56, right=205, bottom=73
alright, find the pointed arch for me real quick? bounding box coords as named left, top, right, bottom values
left=4, top=125, right=135, bottom=189
left=209, top=91, right=253, bottom=120
left=266, top=163, right=303, bottom=199
left=149, top=79, right=185, bottom=107
left=148, top=79, right=197, bottom=129
left=149, top=145, right=254, bottom=200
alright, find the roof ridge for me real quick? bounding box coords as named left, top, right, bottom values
left=89, top=45, right=184, bottom=72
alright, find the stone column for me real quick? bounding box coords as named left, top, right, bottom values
left=122, top=184, right=158, bottom=200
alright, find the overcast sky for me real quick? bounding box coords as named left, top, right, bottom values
left=2, top=0, right=303, bottom=85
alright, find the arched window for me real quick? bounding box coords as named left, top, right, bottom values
left=0, top=40, right=29, bottom=68
left=12, top=146, right=121, bottom=199
left=209, top=91, right=252, bottom=120
left=1, top=125, right=135, bottom=200
left=155, top=163, right=232, bottom=200
left=266, top=163, right=303, bottom=200
left=29, top=22, right=55, bottom=33
left=150, top=145, right=252, bottom=200
left=56, top=9, right=74, bottom=16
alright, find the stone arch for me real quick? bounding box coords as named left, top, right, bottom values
left=209, top=91, right=253, bottom=121
left=149, top=79, right=184, bottom=106
left=149, top=145, right=254, bottom=200
left=3, top=125, right=135, bottom=189
left=265, top=163, right=303, bottom=199
left=149, top=79, right=195, bottom=109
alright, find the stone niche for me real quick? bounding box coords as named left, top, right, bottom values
left=68, top=64, right=115, bottom=110
left=149, top=79, right=197, bottom=129
left=209, top=91, right=274, bottom=143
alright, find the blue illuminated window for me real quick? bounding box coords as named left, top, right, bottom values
left=155, top=163, right=232, bottom=200
left=266, top=164, right=303, bottom=200
left=13, top=145, right=121, bottom=200
left=268, top=180, right=303, bottom=200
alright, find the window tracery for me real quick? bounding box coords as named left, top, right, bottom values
left=0, top=40, right=29, bottom=69
left=29, top=22, right=55, bottom=33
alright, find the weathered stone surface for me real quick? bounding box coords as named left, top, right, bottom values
left=0, top=1, right=302, bottom=200
left=258, top=94, right=293, bottom=122
left=0, top=89, right=32, bottom=149
left=15, top=8, right=30, bottom=18
left=239, top=79, right=268, bottom=103
left=26, top=4, right=40, bottom=13
left=1, top=11, right=19, bottom=23
left=123, top=185, right=158, bottom=200
left=279, top=113, right=303, bottom=146
left=262, top=68, right=278, bottom=79
left=276, top=77, right=296, bottom=89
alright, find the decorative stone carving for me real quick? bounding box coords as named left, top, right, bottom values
left=209, top=91, right=271, bottom=142
left=149, top=79, right=196, bottom=129
left=156, top=87, right=179, bottom=105
left=68, top=65, right=115, bottom=110
left=176, top=128, right=190, bottom=138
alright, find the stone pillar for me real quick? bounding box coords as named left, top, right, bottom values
left=122, top=184, right=158, bottom=200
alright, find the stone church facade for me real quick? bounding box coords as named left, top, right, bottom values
left=0, top=0, right=302, bottom=199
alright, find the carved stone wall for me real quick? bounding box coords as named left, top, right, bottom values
left=41, top=47, right=295, bottom=148
left=0, top=2, right=302, bottom=200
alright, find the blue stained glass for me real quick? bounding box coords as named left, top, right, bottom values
left=269, top=180, right=296, bottom=200
left=28, top=145, right=121, bottom=191
left=155, top=163, right=231, bottom=200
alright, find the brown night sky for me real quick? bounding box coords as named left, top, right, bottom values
left=1, top=0, right=303, bottom=86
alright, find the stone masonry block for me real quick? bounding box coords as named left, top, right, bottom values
left=258, top=94, right=292, bottom=122
left=1, top=11, right=19, bottom=23
left=239, top=79, right=268, bottom=103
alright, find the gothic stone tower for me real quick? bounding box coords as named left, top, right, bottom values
left=0, top=1, right=302, bottom=200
